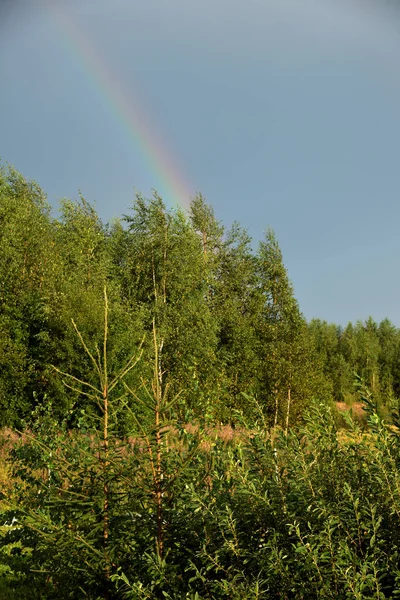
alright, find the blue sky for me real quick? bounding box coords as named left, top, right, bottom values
left=1, top=0, right=400, bottom=325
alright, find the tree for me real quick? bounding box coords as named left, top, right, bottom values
left=210, top=222, right=263, bottom=418
left=257, top=229, right=330, bottom=427
left=378, top=318, right=399, bottom=401
left=189, top=192, right=224, bottom=259
left=120, top=193, right=220, bottom=418
left=308, top=320, right=353, bottom=402
left=0, top=165, right=56, bottom=425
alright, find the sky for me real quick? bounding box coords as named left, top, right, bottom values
left=1, top=0, right=400, bottom=326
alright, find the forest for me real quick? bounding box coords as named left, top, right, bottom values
left=2, top=164, right=400, bottom=598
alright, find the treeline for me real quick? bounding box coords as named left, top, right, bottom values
left=0, top=165, right=328, bottom=429
left=1, top=164, right=400, bottom=429
left=309, top=318, right=400, bottom=414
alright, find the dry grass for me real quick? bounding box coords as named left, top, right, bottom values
left=0, top=429, right=20, bottom=509
left=335, top=401, right=365, bottom=418
left=0, top=412, right=378, bottom=504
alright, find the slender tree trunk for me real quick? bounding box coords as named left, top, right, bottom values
left=153, top=324, right=164, bottom=559
left=155, top=387, right=164, bottom=558
left=102, top=290, right=111, bottom=597
left=202, top=230, right=207, bottom=256
left=274, top=386, right=279, bottom=428
left=152, top=252, right=158, bottom=303
left=103, top=383, right=110, bottom=593
left=285, top=386, right=291, bottom=435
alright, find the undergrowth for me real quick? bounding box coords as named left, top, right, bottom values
left=2, top=294, right=400, bottom=598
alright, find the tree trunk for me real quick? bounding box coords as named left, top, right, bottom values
left=102, top=289, right=111, bottom=598
left=285, top=386, right=291, bottom=435
left=274, top=386, right=279, bottom=427
left=202, top=230, right=207, bottom=256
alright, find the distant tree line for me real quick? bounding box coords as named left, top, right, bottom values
left=308, top=317, right=400, bottom=415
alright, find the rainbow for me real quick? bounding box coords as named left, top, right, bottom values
left=41, top=0, right=194, bottom=209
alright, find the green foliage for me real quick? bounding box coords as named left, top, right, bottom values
left=309, top=316, right=400, bottom=417
left=120, top=193, right=220, bottom=418
left=5, top=367, right=400, bottom=597
left=0, top=165, right=55, bottom=425
left=0, top=165, right=334, bottom=427
left=257, top=229, right=329, bottom=428
left=5, top=162, right=400, bottom=596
